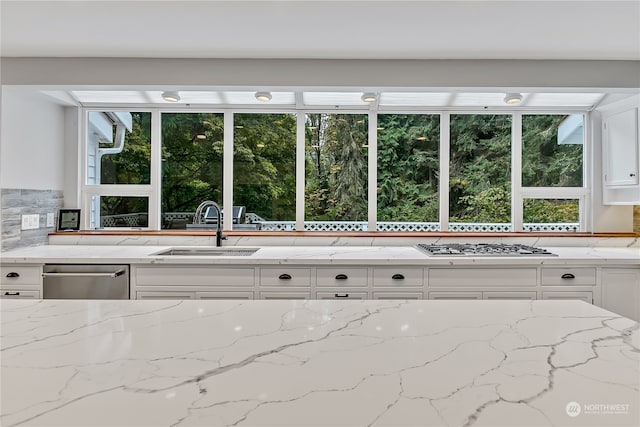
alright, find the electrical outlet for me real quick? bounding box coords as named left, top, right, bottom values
left=46, top=213, right=55, bottom=227
left=21, top=214, right=40, bottom=230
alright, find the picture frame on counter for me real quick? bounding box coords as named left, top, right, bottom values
left=57, top=209, right=81, bottom=231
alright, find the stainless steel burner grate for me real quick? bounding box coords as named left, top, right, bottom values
left=416, top=243, right=556, bottom=256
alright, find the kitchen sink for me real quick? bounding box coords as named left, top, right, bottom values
left=152, top=248, right=259, bottom=256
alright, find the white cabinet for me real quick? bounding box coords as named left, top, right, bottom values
left=429, top=292, right=483, bottom=300
left=197, top=291, right=254, bottom=300
left=541, top=268, right=596, bottom=286
left=483, top=291, right=536, bottom=300
left=260, top=268, right=311, bottom=287
left=1, top=265, right=42, bottom=299
left=603, top=107, right=639, bottom=187
left=260, top=292, right=310, bottom=300
left=601, top=98, right=640, bottom=204
left=428, top=268, right=537, bottom=287
left=601, top=268, right=640, bottom=321
left=542, top=291, right=593, bottom=304
left=137, top=291, right=195, bottom=300
left=372, top=268, right=423, bottom=287
left=316, top=291, right=368, bottom=300
left=373, top=292, right=423, bottom=300
left=316, top=268, right=368, bottom=287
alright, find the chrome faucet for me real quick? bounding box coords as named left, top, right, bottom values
left=193, top=201, right=227, bottom=247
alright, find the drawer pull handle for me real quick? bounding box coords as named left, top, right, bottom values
left=335, top=274, right=348, bottom=280
left=392, top=274, right=405, bottom=280
left=561, top=273, right=575, bottom=279
left=6, top=272, right=20, bottom=278
left=4, top=292, right=20, bottom=296
left=278, top=273, right=292, bottom=280
left=334, top=293, right=349, bottom=298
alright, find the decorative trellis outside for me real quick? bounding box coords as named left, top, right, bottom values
left=100, top=213, right=579, bottom=233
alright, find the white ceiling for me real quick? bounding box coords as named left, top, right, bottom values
left=1, top=0, right=639, bottom=60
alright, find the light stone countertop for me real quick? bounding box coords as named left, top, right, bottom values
left=0, top=299, right=638, bottom=427
left=0, top=245, right=639, bottom=266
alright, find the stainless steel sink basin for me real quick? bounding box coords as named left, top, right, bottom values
left=152, top=248, right=259, bottom=256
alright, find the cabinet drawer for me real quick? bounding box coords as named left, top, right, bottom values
left=196, top=291, right=254, bottom=300
left=542, top=291, right=593, bottom=304
left=428, top=268, right=536, bottom=287
left=483, top=291, right=537, bottom=300
left=316, top=291, right=368, bottom=300
left=541, top=268, right=596, bottom=286
left=1, top=266, right=42, bottom=285
left=373, top=268, right=423, bottom=287
left=1, top=290, right=40, bottom=299
left=260, top=268, right=311, bottom=287
left=260, top=292, right=310, bottom=300
left=316, top=268, right=368, bottom=287
left=136, top=291, right=195, bottom=300
left=135, top=267, right=255, bottom=286
left=373, top=292, right=423, bottom=300
left=429, top=291, right=483, bottom=300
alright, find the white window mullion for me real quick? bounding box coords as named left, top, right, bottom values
left=368, top=112, right=378, bottom=231
left=512, top=113, right=523, bottom=232
left=223, top=111, right=234, bottom=231
left=149, top=109, right=161, bottom=230
left=439, top=113, right=450, bottom=231
left=583, top=112, right=592, bottom=232
left=296, top=113, right=305, bottom=231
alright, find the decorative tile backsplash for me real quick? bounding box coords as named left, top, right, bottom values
left=1, top=189, right=64, bottom=252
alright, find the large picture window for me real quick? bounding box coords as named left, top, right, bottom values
left=82, top=108, right=589, bottom=233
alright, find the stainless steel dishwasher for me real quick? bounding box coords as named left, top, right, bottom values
left=42, top=265, right=130, bottom=299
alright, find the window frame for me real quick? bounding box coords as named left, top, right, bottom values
left=80, top=106, right=591, bottom=232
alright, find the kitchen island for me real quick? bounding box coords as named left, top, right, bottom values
left=1, top=299, right=638, bottom=426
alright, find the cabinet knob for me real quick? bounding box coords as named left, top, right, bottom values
left=278, top=273, right=292, bottom=280
left=335, top=274, right=348, bottom=280
left=4, top=292, right=20, bottom=296
left=630, top=173, right=636, bottom=177
left=392, top=274, right=405, bottom=280
left=6, top=272, right=20, bottom=278
left=561, top=273, right=575, bottom=279
left=334, top=293, right=349, bottom=298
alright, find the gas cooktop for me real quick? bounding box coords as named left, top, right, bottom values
left=416, top=243, right=557, bottom=256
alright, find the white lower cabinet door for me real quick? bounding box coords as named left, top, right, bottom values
left=316, top=291, right=368, bottom=300
left=542, top=291, right=593, bottom=304
left=260, top=292, right=310, bottom=300
left=373, top=292, right=423, bottom=300
left=483, top=292, right=537, bottom=300
left=1, top=290, right=40, bottom=299
left=196, top=291, right=254, bottom=300
left=601, top=268, right=640, bottom=321
left=428, top=292, right=482, bottom=300
left=136, top=291, right=195, bottom=300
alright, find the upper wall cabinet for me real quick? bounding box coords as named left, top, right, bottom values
left=601, top=96, right=640, bottom=204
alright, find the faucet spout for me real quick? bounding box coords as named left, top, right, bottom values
left=193, top=201, right=227, bottom=247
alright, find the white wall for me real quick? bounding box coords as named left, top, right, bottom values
left=0, top=87, right=65, bottom=190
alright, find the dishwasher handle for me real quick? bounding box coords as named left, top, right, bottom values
left=42, top=269, right=126, bottom=278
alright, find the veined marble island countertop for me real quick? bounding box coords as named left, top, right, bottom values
left=1, top=299, right=638, bottom=427
left=1, top=244, right=639, bottom=265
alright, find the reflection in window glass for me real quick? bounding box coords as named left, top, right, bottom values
left=93, top=196, right=149, bottom=228
left=88, top=111, right=151, bottom=185
left=449, top=114, right=512, bottom=228
left=523, top=199, right=579, bottom=232
left=233, top=114, right=296, bottom=230
left=161, top=113, right=224, bottom=229
left=305, top=114, right=368, bottom=227
left=522, top=115, right=583, bottom=187
left=377, top=114, right=439, bottom=230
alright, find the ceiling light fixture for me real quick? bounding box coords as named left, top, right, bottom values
left=161, top=91, right=181, bottom=102
left=361, top=93, right=377, bottom=103
left=504, top=93, right=523, bottom=105
left=255, top=91, right=272, bottom=102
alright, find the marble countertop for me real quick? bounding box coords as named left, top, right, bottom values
left=1, top=244, right=639, bottom=266
left=1, top=299, right=638, bottom=426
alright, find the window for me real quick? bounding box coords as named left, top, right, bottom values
left=449, top=114, right=512, bottom=231
left=305, top=114, right=368, bottom=230
left=81, top=106, right=590, bottom=233
left=161, top=113, right=224, bottom=229
left=233, top=113, right=296, bottom=230
left=377, top=114, right=440, bottom=231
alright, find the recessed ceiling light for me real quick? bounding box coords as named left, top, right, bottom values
left=361, top=93, right=377, bottom=103
left=162, top=91, right=180, bottom=102
left=255, top=91, right=272, bottom=102
left=504, top=93, right=523, bottom=105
